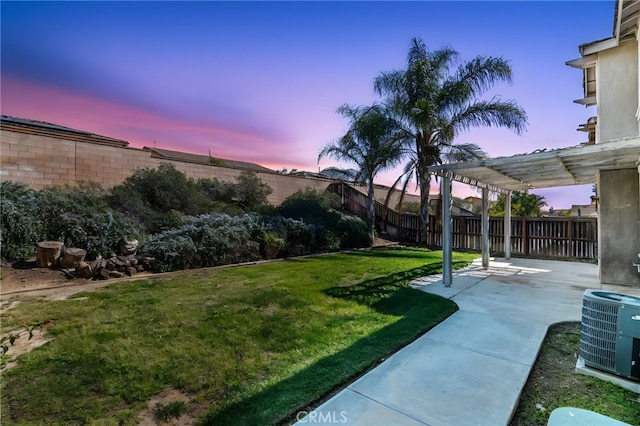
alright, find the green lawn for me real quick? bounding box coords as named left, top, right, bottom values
left=1, top=247, right=476, bottom=425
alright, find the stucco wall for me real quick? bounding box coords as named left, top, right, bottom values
left=597, top=168, right=640, bottom=287
left=0, top=128, right=334, bottom=205
left=597, top=39, right=639, bottom=142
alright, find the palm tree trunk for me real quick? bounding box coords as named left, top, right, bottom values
left=419, top=171, right=431, bottom=244
left=416, top=133, right=431, bottom=244
left=367, top=178, right=376, bottom=240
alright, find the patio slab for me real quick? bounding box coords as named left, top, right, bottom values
left=297, top=258, right=640, bottom=425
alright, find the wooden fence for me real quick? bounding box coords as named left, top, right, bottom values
left=329, top=183, right=598, bottom=260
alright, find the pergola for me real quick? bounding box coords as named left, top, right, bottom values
left=427, top=137, right=640, bottom=286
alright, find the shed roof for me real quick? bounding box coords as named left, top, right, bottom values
left=427, top=138, right=640, bottom=194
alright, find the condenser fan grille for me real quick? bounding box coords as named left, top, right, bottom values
left=579, top=298, right=619, bottom=371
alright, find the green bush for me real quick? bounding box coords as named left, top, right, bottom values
left=335, top=214, right=372, bottom=248
left=262, top=216, right=316, bottom=255
left=261, top=231, right=287, bottom=259
left=233, top=171, right=272, bottom=212
left=0, top=182, right=44, bottom=260
left=142, top=214, right=262, bottom=272
left=197, top=177, right=235, bottom=203
left=1, top=182, right=145, bottom=261
left=35, top=184, right=144, bottom=260
left=277, top=190, right=371, bottom=250
left=108, top=164, right=212, bottom=232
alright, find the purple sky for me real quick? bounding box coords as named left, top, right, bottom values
left=1, top=1, right=615, bottom=209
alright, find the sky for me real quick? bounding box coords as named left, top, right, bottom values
left=1, top=1, right=616, bottom=209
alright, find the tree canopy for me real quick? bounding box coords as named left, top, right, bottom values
left=374, top=37, right=528, bottom=241
left=489, top=191, right=547, bottom=217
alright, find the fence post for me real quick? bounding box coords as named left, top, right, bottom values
left=568, top=218, right=573, bottom=257
left=522, top=217, right=528, bottom=256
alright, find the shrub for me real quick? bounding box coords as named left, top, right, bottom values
left=197, top=177, right=235, bottom=203
left=35, top=184, right=145, bottom=260
left=260, top=231, right=287, bottom=259
left=335, top=214, right=372, bottom=248
left=0, top=182, right=43, bottom=260
left=233, top=171, right=272, bottom=212
left=142, top=214, right=262, bottom=272
left=277, top=190, right=371, bottom=250
left=261, top=216, right=316, bottom=255
left=0, top=182, right=146, bottom=261
left=108, top=164, right=211, bottom=232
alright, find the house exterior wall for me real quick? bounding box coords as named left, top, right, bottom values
left=0, top=128, right=333, bottom=205
left=597, top=168, right=640, bottom=287
left=596, top=39, right=639, bottom=142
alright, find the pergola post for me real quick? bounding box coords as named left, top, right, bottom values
left=442, top=174, right=453, bottom=287
left=482, top=187, right=490, bottom=269
left=504, top=190, right=512, bottom=259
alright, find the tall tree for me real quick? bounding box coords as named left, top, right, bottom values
left=319, top=104, right=410, bottom=239
left=374, top=37, right=527, bottom=241
left=489, top=190, right=547, bottom=217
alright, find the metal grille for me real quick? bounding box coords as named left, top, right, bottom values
left=579, top=298, right=619, bottom=371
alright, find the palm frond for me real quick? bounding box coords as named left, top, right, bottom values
left=445, top=98, right=528, bottom=140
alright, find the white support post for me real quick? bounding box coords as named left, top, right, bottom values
left=482, top=187, right=490, bottom=269
left=442, top=175, right=453, bottom=287
left=504, top=190, right=512, bottom=260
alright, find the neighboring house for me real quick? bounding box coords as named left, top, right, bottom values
left=570, top=204, right=598, bottom=218
left=566, top=0, right=640, bottom=286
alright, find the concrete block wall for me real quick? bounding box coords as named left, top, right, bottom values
left=1, top=128, right=334, bottom=205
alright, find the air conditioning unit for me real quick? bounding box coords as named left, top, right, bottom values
left=579, top=290, right=640, bottom=382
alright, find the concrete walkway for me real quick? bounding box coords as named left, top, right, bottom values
left=297, top=258, right=640, bottom=426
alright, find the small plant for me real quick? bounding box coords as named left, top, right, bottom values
left=0, top=319, right=51, bottom=355
left=153, top=401, right=186, bottom=422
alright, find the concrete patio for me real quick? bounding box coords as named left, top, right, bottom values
left=296, top=258, right=640, bottom=425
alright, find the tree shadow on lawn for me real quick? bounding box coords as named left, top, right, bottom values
left=202, top=261, right=467, bottom=425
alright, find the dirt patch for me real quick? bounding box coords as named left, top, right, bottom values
left=1, top=327, right=51, bottom=371
left=1, top=260, right=153, bottom=300
left=136, top=388, right=197, bottom=426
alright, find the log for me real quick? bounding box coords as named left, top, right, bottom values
left=36, top=241, right=64, bottom=268
left=59, top=248, right=87, bottom=269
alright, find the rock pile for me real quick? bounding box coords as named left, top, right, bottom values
left=38, top=239, right=158, bottom=280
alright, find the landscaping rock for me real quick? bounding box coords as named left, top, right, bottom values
left=76, top=262, right=93, bottom=279
left=108, top=270, right=123, bottom=279
left=119, top=239, right=139, bottom=256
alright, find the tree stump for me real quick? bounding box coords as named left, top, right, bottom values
left=36, top=241, right=64, bottom=268
left=59, top=248, right=87, bottom=269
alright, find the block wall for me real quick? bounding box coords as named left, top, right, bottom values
left=1, top=129, right=333, bottom=205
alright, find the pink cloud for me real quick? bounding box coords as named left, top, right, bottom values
left=1, top=76, right=314, bottom=170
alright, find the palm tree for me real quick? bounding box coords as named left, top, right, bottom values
left=374, top=37, right=528, bottom=242
left=319, top=104, right=410, bottom=239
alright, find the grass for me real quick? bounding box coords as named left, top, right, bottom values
left=1, top=246, right=476, bottom=425
left=510, top=322, right=640, bottom=425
